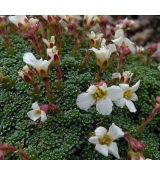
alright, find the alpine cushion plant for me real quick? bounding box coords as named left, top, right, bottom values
left=0, top=15, right=160, bottom=160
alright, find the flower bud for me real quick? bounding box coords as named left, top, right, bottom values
left=146, top=43, right=158, bottom=55
left=18, top=65, right=34, bottom=84
left=124, top=133, right=144, bottom=152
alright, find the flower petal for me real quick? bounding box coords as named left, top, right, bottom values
left=125, top=99, right=137, bottom=112
left=23, top=52, right=38, bottom=68
left=131, top=80, right=140, bottom=92
left=95, top=126, right=107, bottom=137
left=88, top=136, right=99, bottom=144
left=99, top=83, right=108, bottom=92
left=76, top=93, right=95, bottom=111
left=41, top=111, right=47, bottom=122
left=114, top=98, right=126, bottom=108
left=96, top=98, right=113, bottom=115
left=27, top=110, right=40, bottom=121
left=108, top=142, right=120, bottom=159
left=107, top=44, right=117, bottom=52
left=112, top=72, right=121, bottom=80
left=108, top=123, right=124, bottom=140
left=95, top=144, right=108, bottom=157
left=87, top=85, right=97, bottom=94
left=115, top=29, right=124, bottom=39
left=119, top=84, right=130, bottom=91
left=107, top=86, right=123, bottom=101
left=8, top=15, right=27, bottom=26
left=131, top=93, right=138, bottom=101
left=124, top=38, right=136, bottom=54
left=32, top=102, right=40, bottom=110
left=112, top=37, right=123, bottom=46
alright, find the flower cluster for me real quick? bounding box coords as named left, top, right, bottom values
left=0, top=15, right=158, bottom=160
left=77, top=79, right=140, bottom=114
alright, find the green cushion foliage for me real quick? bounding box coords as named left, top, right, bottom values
left=0, top=34, right=160, bottom=160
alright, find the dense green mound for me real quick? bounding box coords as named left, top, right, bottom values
left=0, top=34, right=160, bottom=159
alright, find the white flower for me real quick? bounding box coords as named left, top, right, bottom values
left=18, top=65, right=30, bottom=78
left=90, top=44, right=116, bottom=68
left=136, top=46, right=144, bottom=54
left=122, top=71, right=133, bottom=79
left=112, top=72, right=121, bottom=80
left=87, top=31, right=103, bottom=41
left=27, top=102, right=47, bottom=122
left=43, top=36, right=55, bottom=48
left=115, top=80, right=140, bottom=112
left=23, top=52, right=53, bottom=78
left=88, top=124, right=124, bottom=158
left=8, top=15, right=28, bottom=27
left=84, top=15, right=99, bottom=27
left=47, top=46, right=58, bottom=58
left=112, top=28, right=136, bottom=54
left=76, top=82, right=123, bottom=115
left=28, top=18, right=39, bottom=26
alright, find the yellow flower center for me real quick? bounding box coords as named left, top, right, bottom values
left=99, top=134, right=112, bottom=145
left=124, top=89, right=133, bottom=100
left=38, top=69, right=47, bottom=78
left=34, top=110, right=41, bottom=117
left=96, top=58, right=108, bottom=69
left=93, top=87, right=107, bottom=100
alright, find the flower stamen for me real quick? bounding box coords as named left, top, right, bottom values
left=124, top=89, right=133, bottom=100
left=93, top=87, right=107, bottom=100
left=99, top=134, right=112, bottom=145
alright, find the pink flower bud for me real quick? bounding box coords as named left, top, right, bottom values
left=119, top=46, right=131, bottom=56
left=146, top=43, right=158, bottom=55
left=124, top=133, right=144, bottom=152
left=40, top=104, right=59, bottom=114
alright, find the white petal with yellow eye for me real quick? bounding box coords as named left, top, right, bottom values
left=119, top=84, right=130, bottom=91
left=32, top=102, right=40, bottom=110
left=114, top=98, right=126, bottom=108
left=131, top=93, right=138, bottom=101
left=23, top=52, right=38, bottom=68
left=95, top=144, right=108, bottom=157
left=87, top=85, right=97, bottom=94
left=76, top=93, right=95, bottom=111
left=88, top=136, right=99, bottom=144
left=95, top=126, right=107, bottom=137
left=131, top=80, right=140, bottom=92
left=41, top=111, right=47, bottom=122
left=108, top=142, right=120, bottom=159
left=27, top=110, right=40, bottom=121
left=125, top=99, right=137, bottom=112
left=108, top=86, right=123, bottom=101
left=96, top=98, right=113, bottom=115
left=108, top=123, right=124, bottom=141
